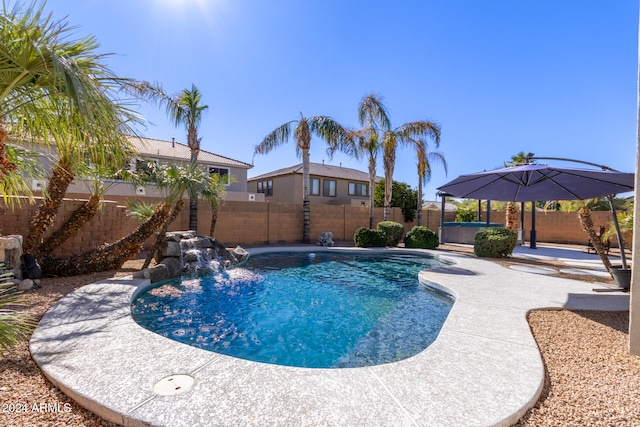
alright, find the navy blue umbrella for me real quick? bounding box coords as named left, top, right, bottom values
left=437, top=163, right=634, bottom=271
left=437, top=164, right=634, bottom=202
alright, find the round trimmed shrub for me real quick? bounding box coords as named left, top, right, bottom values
left=404, top=226, right=439, bottom=249
left=354, top=227, right=387, bottom=248
left=473, top=227, right=517, bottom=258
left=377, top=221, right=404, bottom=247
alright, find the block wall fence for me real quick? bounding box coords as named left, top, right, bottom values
left=0, top=197, right=619, bottom=257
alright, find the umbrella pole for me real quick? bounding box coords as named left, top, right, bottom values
left=520, top=202, right=525, bottom=245
left=530, top=201, right=537, bottom=249
left=608, top=195, right=628, bottom=270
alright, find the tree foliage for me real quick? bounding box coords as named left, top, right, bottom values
left=373, top=179, right=417, bottom=222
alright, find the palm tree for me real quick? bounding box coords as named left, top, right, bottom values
left=35, top=162, right=136, bottom=256
left=1, top=2, right=140, bottom=253
left=340, top=94, right=391, bottom=228
left=383, top=121, right=441, bottom=221
left=503, top=152, right=528, bottom=232
left=255, top=114, right=347, bottom=243
left=40, top=163, right=196, bottom=276
left=206, top=172, right=228, bottom=238
left=135, top=83, right=209, bottom=232
left=415, top=139, right=447, bottom=226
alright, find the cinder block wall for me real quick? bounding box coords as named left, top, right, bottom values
left=0, top=197, right=623, bottom=257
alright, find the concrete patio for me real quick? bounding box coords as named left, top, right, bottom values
left=30, top=246, right=630, bottom=426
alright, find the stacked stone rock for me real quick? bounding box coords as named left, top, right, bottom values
left=135, top=231, right=249, bottom=283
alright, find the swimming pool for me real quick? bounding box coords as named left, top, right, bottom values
left=132, top=251, right=454, bottom=368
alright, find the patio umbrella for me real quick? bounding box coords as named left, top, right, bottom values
left=437, top=163, right=634, bottom=270
left=437, top=164, right=634, bottom=202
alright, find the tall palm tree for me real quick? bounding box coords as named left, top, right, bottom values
left=415, top=138, right=447, bottom=226
left=382, top=121, right=441, bottom=221
left=135, top=82, right=209, bottom=232
left=340, top=94, right=391, bottom=228
left=255, top=114, right=347, bottom=243
left=1, top=2, right=140, bottom=253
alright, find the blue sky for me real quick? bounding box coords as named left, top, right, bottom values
left=41, top=0, right=639, bottom=200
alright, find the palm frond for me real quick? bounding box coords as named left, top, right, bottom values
left=255, top=120, right=296, bottom=155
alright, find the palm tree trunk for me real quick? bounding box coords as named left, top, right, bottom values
left=417, top=179, right=423, bottom=226
left=188, top=150, right=199, bottom=232
left=23, top=158, right=74, bottom=255
left=505, top=202, right=519, bottom=232
left=383, top=152, right=395, bottom=222
left=188, top=195, right=198, bottom=232
left=302, top=149, right=311, bottom=243
left=368, top=156, right=376, bottom=229
left=143, top=199, right=184, bottom=269
left=40, top=203, right=172, bottom=276
left=0, top=123, right=17, bottom=176
left=578, top=207, right=612, bottom=272
left=38, top=193, right=101, bottom=255
left=209, top=203, right=219, bottom=238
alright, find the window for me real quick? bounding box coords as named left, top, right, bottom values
left=208, top=166, right=230, bottom=185
left=257, top=180, right=273, bottom=196
left=348, top=182, right=368, bottom=197
left=310, top=178, right=320, bottom=196
left=323, top=179, right=336, bottom=197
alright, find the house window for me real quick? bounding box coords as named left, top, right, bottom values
left=208, top=166, right=230, bottom=185
left=257, top=180, right=273, bottom=196
left=310, top=178, right=320, bottom=196
left=323, top=179, right=336, bottom=197
left=348, top=182, right=368, bottom=196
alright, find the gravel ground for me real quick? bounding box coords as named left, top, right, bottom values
left=1, top=247, right=639, bottom=426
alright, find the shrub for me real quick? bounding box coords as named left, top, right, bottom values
left=404, top=226, right=439, bottom=249
left=354, top=227, right=387, bottom=248
left=473, top=227, right=517, bottom=258
left=455, top=207, right=476, bottom=222
left=377, top=221, right=404, bottom=246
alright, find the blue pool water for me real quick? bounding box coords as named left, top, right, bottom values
left=131, top=251, right=454, bottom=368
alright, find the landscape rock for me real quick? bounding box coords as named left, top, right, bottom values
left=17, top=278, right=33, bottom=291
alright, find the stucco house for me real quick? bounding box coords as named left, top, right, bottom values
left=248, top=162, right=381, bottom=206
left=31, top=136, right=263, bottom=202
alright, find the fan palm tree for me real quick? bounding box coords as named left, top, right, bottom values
left=134, top=82, right=209, bottom=232
left=382, top=121, right=441, bottom=221
left=255, top=114, right=347, bottom=243
left=338, top=93, right=391, bottom=228
left=1, top=2, right=140, bottom=253
left=415, top=138, right=447, bottom=226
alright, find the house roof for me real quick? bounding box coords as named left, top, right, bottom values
left=423, top=200, right=459, bottom=211
left=128, top=136, right=253, bottom=169
left=249, top=162, right=381, bottom=182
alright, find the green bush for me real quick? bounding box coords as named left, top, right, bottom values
left=455, top=207, right=477, bottom=222
left=404, top=226, right=439, bottom=249
left=377, top=221, right=404, bottom=246
left=354, top=227, right=388, bottom=247
left=473, top=227, right=517, bottom=258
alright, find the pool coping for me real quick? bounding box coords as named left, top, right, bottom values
left=29, top=247, right=630, bottom=427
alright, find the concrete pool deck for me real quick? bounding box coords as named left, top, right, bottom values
left=30, top=247, right=630, bottom=427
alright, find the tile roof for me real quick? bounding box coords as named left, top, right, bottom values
left=249, top=162, right=381, bottom=182
left=128, top=136, right=253, bottom=169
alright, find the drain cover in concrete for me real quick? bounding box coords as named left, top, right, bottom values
left=153, top=374, right=194, bottom=396
left=509, top=265, right=557, bottom=275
